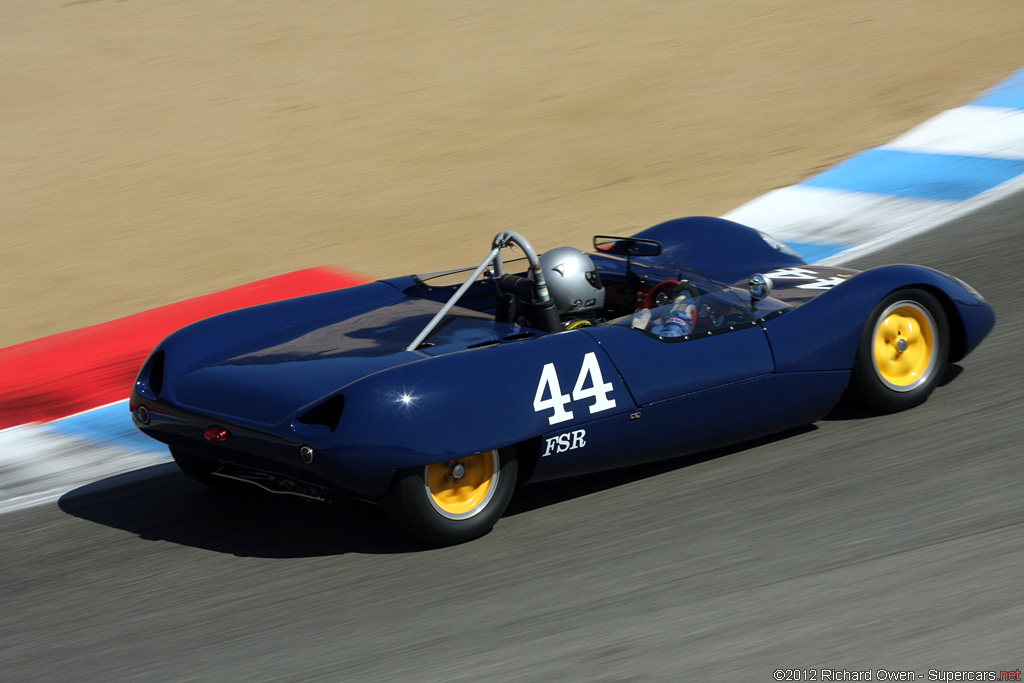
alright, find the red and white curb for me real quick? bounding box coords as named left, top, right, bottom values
left=0, top=268, right=367, bottom=514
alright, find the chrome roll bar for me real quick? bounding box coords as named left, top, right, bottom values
left=405, top=231, right=550, bottom=352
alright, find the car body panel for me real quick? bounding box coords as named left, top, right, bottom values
left=583, top=324, right=775, bottom=407
left=630, top=216, right=806, bottom=282
left=169, top=298, right=524, bottom=425
left=529, top=369, right=850, bottom=483
left=329, top=329, right=635, bottom=466
left=761, top=264, right=995, bottom=373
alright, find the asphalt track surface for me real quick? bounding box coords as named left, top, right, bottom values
left=2, top=198, right=1022, bottom=681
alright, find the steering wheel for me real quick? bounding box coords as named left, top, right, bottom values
left=640, top=280, right=700, bottom=309
left=641, top=280, right=678, bottom=309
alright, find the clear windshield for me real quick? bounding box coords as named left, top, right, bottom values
left=612, top=286, right=790, bottom=341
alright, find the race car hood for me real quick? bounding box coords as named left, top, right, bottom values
left=150, top=283, right=525, bottom=425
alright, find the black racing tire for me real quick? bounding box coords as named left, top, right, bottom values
left=381, top=449, right=518, bottom=546
left=849, top=288, right=950, bottom=413
left=170, top=447, right=229, bottom=489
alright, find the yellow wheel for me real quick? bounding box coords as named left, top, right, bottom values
left=424, top=451, right=499, bottom=520
left=852, top=288, right=949, bottom=413
left=871, top=300, right=937, bottom=391
left=383, top=448, right=518, bottom=545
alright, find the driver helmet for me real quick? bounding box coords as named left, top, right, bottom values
left=538, top=247, right=604, bottom=315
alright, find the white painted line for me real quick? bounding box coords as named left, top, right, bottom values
left=886, top=105, right=1024, bottom=159
left=823, top=171, right=1024, bottom=265
left=0, top=424, right=167, bottom=515
left=723, top=185, right=956, bottom=247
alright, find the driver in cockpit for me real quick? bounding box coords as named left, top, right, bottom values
left=537, top=247, right=607, bottom=330
left=626, top=282, right=698, bottom=337
left=539, top=246, right=697, bottom=335
left=650, top=297, right=697, bottom=336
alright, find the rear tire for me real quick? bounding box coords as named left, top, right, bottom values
left=170, top=447, right=227, bottom=489
left=382, top=449, right=518, bottom=545
left=849, top=288, right=949, bottom=412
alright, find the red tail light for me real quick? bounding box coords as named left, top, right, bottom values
left=204, top=426, right=230, bottom=443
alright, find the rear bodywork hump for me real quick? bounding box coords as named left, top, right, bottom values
left=152, top=282, right=524, bottom=425
left=630, top=216, right=807, bottom=282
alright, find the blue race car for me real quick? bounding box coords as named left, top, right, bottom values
left=130, top=217, right=994, bottom=545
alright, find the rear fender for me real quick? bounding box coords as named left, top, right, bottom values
left=329, top=330, right=638, bottom=470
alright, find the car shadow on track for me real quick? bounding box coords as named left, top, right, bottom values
left=58, top=465, right=430, bottom=557
left=59, top=421, right=839, bottom=557
left=506, top=423, right=817, bottom=516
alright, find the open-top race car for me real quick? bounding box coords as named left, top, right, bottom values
left=130, top=217, right=994, bottom=544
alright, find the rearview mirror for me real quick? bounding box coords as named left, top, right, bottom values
left=749, top=273, right=773, bottom=301
left=593, top=236, right=662, bottom=257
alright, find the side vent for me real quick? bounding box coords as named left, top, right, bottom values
left=136, top=350, right=165, bottom=398
left=148, top=350, right=165, bottom=396
left=297, top=395, right=346, bottom=432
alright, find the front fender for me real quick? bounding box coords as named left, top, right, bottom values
left=763, top=264, right=994, bottom=373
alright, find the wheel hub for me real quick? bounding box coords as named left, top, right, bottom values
left=424, top=451, right=500, bottom=520
left=871, top=301, right=937, bottom=391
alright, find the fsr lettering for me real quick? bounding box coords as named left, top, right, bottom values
left=542, top=429, right=587, bottom=456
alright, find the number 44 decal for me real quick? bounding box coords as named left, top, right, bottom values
left=533, top=352, right=617, bottom=425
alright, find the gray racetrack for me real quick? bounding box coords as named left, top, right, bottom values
left=2, top=195, right=1021, bottom=681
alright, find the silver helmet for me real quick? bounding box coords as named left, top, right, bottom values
left=538, top=247, right=604, bottom=315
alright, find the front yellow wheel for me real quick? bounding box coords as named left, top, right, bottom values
left=851, top=289, right=948, bottom=413
left=424, top=450, right=500, bottom=520
left=872, top=301, right=937, bottom=391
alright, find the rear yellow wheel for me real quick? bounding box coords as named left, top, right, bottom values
left=383, top=448, right=518, bottom=545
left=871, top=301, right=937, bottom=391
left=424, top=451, right=499, bottom=520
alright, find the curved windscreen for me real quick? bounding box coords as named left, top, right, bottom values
left=612, top=287, right=791, bottom=342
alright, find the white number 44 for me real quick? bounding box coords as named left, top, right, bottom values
left=533, top=352, right=617, bottom=425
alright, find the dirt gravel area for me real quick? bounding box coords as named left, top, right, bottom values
left=2, top=0, right=1022, bottom=347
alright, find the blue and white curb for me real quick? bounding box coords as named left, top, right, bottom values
left=3, top=67, right=1024, bottom=516
left=725, top=66, right=1024, bottom=264
left=0, top=401, right=167, bottom=514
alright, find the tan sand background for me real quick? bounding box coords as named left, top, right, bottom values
left=2, top=0, right=1023, bottom=347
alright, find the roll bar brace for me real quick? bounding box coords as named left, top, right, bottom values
left=405, top=231, right=559, bottom=351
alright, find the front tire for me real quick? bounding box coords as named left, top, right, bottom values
left=382, top=449, right=518, bottom=545
left=849, top=288, right=949, bottom=412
